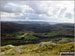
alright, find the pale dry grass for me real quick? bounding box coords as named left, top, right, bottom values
left=0, top=42, right=74, bottom=56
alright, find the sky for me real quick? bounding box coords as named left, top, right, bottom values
left=0, top=0, right=74, bottom=23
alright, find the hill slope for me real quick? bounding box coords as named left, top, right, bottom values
left=1, top=22, right=74, bottom=45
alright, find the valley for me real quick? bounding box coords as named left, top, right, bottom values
left=0, top=21, right=74, bottom=55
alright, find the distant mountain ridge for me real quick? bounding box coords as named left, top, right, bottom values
left=1, top=21, right=69, bottom=25
left=1, top=21, right=74, bottom=25
left=1, top=21, right=74, bottom=34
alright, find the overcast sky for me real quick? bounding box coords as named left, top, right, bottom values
left=0, top=0, right=74, bottom=23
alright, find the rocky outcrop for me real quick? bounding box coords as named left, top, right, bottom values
left=36, top=41, right=56, bottom=49
left=7, top=45, right=14, bottom=47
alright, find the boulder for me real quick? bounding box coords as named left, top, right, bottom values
left=15, top=46, right=22, bottom=52
left=36, top=41, right=56, bottom=48
left=7, top=45, right=14, bottom=47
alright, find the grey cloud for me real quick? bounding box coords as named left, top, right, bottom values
left=25, top=1, right=48, bottom=14
left=65, top=13, right=73, bottom=19
left=16, top=13, right=47, bottom=20
left=58, top=8, right=67, bottom=16
left=0, top=1, right=33, bottom=13
left=0, top=6, right=21, bottom=13
left=0, top=1, right=20, bottom=13
left=0, top=1, right=48, bottom=16
left=1, top=1, right=74, bottom=23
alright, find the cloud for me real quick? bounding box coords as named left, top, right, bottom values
left=0, top=1, right=74, bottom=23
left=65, top=13, right=73, bottom=19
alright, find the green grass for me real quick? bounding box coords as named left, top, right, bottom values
left=0, top=45, right=15, bottom=52
left=24, top=36, right=37, bottom=40
left=57, top=38, right=74, bottom=44
left=0, top=42, right=74, bottom=56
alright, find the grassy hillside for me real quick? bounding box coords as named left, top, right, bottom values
left=1, top=22, right=74, bottom=55
left=0, top=42, right=74, bottom=56
left=1, top=22, right=74, bottom=46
